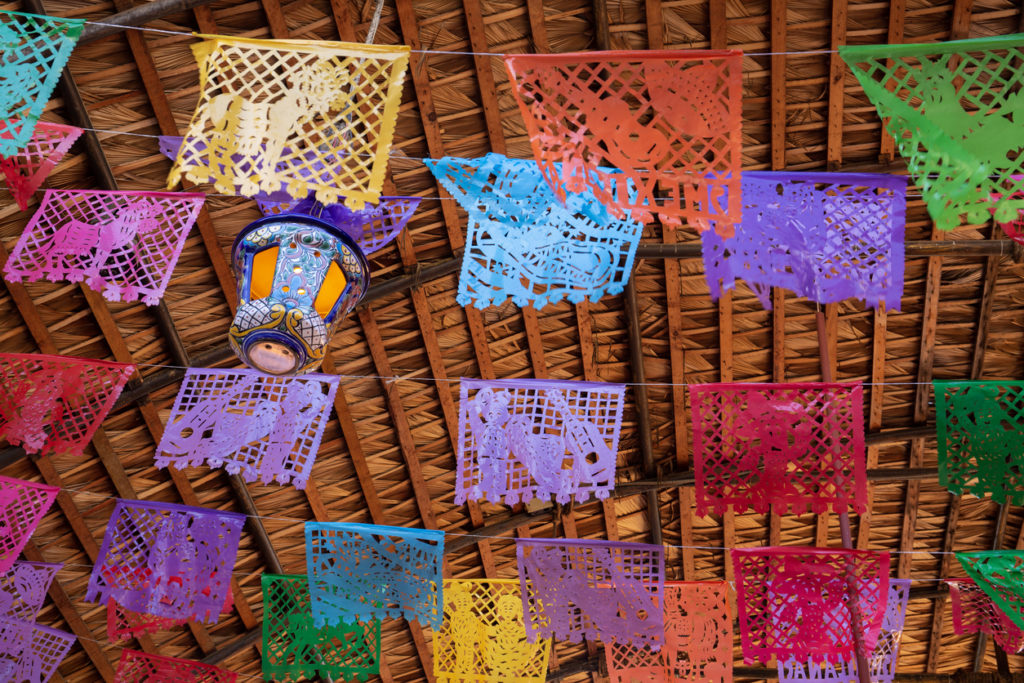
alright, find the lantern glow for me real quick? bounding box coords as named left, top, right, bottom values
left=230, top=212, right=369, bottom=375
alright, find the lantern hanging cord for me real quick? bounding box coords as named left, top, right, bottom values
left=364, top=0, right=385, bottom=45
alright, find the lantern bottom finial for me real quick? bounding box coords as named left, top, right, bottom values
left=228, top=299, right=327, bottom=376
left=247, top=340, right=299, bottom=375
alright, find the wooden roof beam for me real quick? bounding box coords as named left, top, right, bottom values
left=646, top=0, right=663, bottom=49
left=390, top=222, right=499, bottom=578
left=460, top=0, right=566, bottom=546
left=624, top=280, right=662, bottom=547
left=357, top=307, right=441, bottom=681
left=857, top=302, right=888, bottom=550
left=399, top=0, right=541, bottom=585
left=898, top=226, right=943, bottom=580
left=18, top=1, right=234, bottom=652
left=767, top=14, right=788, bottom=540
left=393, top=0, right=509, bottom=578
left=26, top=5, right=265, bottom=645
left=590, top=0, right=664, bottom=550
left=0, top=251, right=165, bottom=669
left=928, top=223, right=997, bottom=670
left=22, top=540, right=116, bottom=680
left=707, top=0, right=736, bottom=581
left=109, top=0, right=237, bottom=309
left=393, top=0, right=467, bottom=250
left=259, top=0, right=289, bottom=39
left=77, top=0, right=220, bottom=43
left=770, top=0, right=787, bottom=169
left=664, top=224, right=693, bottom=574
left=922, top=5, right=972, bottom=667
left=878, top=0, right=906, bottom=163
left=826, top=0, right=848, bottom=168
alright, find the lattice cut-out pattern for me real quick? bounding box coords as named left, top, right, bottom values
left=935, top=381, right=1024, bottom=505
left=958, top=551, right=1024, bottom=631
left=947, top=578, right=1024, bottom=654
left=435, top=579, right=551, bottom=682
left=732, top=547, right=890, bottom=665
left=107, top=586, right=233, bottom=644
left=262, top=573, right=381, bottom=683
left=701, top=172, right=907, bottom=311
left=0, top=617, right=75, bottom=681
left=0, top=561, right=59, bottom=622
left=258, top=193, right=421, bottom=255
left=0, top=120, right=81, bottom=210
left=114, top=649, right=238, bottom=682
left=504, top=50, right=743, bottom=233
left=85, top=499, right=245, bottom=624
left=306, top=522, right=444, bottom=628
left=456, top=378, right=625, bottom=505
left=3, top=189, right=205, bottom=305
left=840, top=36, right=1024, bottom=231
left=0, top=10, right=83, bottom=155
left=168, top=36, right=409, bottom=209
left=0, top=353, right=133, bottom=457
left=107, top=598, right=182, bottom=645
left=778, top=579, right=911, bottom=682
left=517, top=538, right=665, bottom=648
left=425, top=153, right=643, bottom=308
left=155, top=368, right=339, bottom=489
left=691, top=382, right=867, bottom=516
left=605, top=581, right=732, bottom=682
left=0, top=476, right=57, bottom=575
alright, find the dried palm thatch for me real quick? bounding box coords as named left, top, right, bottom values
left=1, top=0, right=1024, bottom=681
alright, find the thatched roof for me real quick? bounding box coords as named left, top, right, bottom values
left=2, top=0, right=1024, bottom=680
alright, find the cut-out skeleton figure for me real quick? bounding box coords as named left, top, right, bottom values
left=467, top=388, right=513, bottom=500
left=484, top=594, right=544, bottom=674
left=195, top=60, right=343, bottom=196
left=446, top=583, right=484, bottom=673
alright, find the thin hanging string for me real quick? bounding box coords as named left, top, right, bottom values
left=80, top=17, right=839, bottom=57
left=52, top=123, right=996, bottom=193
left=38, top=480, right=953, bottom=555
left=110, top=362, right=955, bottom=388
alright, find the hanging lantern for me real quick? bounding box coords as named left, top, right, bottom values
left=230, top=208, right=369, bottom=375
